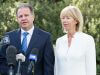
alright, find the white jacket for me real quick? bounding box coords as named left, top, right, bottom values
left=54, top=32, right=96, bottom=75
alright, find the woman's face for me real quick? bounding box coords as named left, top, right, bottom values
left=60, top=16, right=77, bottom=32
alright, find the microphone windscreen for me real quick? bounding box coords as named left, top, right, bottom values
left=16, top=53, right=25, bottom=62
left=29, top=48, right=39, bottom=62
left=6, top=45, right=17, bottom=67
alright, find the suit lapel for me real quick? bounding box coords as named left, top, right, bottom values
left=26, top=27, right=40, bottom=56
left=15, top=29, right=22, bottom=53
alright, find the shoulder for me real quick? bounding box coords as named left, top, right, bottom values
left=5, top=29, right=20, bottom=35
left=76, top=32, right=94, bottom=43
left=56, top=34, right=67, bottom=44
left=78, top=32, right=94, bottom=40
left=37, top=28, right=50, bottom=35
left=35, top=27, right=51, bottom=39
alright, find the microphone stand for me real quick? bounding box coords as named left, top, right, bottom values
left=16, top=59, right=21, bottom=75
left=32, top=63, right=35, bottom=75
left=8, top=66, right=14, bottom=75
left=27, top=61, right=35, bottom=75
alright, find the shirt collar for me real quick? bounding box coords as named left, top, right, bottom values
left=21, top=26, right=34, bottom=36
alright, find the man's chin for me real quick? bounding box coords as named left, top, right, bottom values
left=21, top=25, right=28, bottom=28
left=21, top=27, right=28, bottom=30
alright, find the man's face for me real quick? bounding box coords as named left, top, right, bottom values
left=16, top=7, right=34, bottom=31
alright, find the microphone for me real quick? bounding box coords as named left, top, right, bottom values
left=6, top=45, right=17, bottom=75
left=0, top=35, right=10, bottom=45
left=16, top=53, right=25, bottom=75
left=0, top=35, right=10, bottom=51
left=27, top=48, right=39, bottom=74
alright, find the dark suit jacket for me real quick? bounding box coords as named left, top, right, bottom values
left=0, top=27, right=55, bottom=75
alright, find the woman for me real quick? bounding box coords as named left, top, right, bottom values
left=54, top=6, right=96, bottom=75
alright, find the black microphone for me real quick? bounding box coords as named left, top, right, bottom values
left=6, top=45, right=17, bottom=75
left=16, top=53, right=25, bottom=75
left=27, top=48, right=39, bottom=74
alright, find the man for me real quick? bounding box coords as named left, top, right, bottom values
left=0, top=3, right=54, bottom=75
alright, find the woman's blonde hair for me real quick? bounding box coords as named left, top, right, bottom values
left=60, top=6, right=83, bottom=32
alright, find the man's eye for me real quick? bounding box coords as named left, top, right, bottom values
left=25, top=14, right=29, bottom=17
left=18, top=15, right=23, bottom=18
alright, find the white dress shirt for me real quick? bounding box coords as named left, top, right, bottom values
left=54, top=32, right=96, bottom=75
left=21, top=26, right=34, bottom=47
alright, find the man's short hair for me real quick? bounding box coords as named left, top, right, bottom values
left=16, top=3, right=35, bottom=16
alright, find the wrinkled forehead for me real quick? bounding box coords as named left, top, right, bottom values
left=17, top=7, right=31, bottom=14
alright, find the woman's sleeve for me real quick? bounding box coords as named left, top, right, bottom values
left=85, top=36, right=96, bottom=75
left=54, top=39, right=59, bottom=75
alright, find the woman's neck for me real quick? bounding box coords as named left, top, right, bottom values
left=67, top=30, right=76, bottom=48
left=68, top=30, right=76, bottom=38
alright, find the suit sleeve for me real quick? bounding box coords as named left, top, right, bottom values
left=0, top=33, right=10, bottom=75
left=85, top=36, right=96, bottom=75
left=0, top=44, right=9, bottom=75
left=43, top=34, right=55, bottom=75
